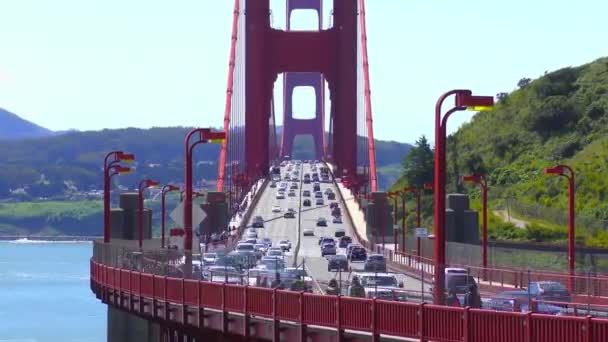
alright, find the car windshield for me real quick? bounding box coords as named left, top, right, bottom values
left=203, top=253, right=217, bottom=259
left=268, top=250, right=282, bottom=256
left=261, top=259, right=285, bottom=270
left=447, top=275, right=476, bottom=288
left=208, top=266, right=239, bottom=273
left=285, top=268, right=307, bottom=277
left=237, top=244, right=254, bottom=251
left=497, top=292, right=530, bottom=301
left=368, top=255, right=384, bottom=262
left=361, top=276, right=397, bottom=287
left=254, top=244, right=265, bottom=249
left=539, top=282, right=568, bottom=292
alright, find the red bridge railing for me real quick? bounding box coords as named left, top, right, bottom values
left=91, top=259, right=608, bottom=341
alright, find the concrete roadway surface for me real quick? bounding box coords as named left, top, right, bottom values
left=241, top=161, right=430, bottom=298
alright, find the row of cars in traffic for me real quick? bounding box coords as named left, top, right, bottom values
left=196, top=236, right=314, bottom=291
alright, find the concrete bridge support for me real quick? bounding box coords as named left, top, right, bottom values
left=107, top=192, right=159, bottom=342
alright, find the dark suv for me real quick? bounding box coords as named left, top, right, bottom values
left=327, top=255, right=348, bottom=271
left=364, top=254, right=387, bottom=272
left=338, top=236, right=352, bottom=248
left=349, top=247, right=367, bottom=262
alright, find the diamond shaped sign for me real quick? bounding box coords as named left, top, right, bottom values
left=170, top=201, right=207, bottom=228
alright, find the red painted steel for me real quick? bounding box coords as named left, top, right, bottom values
left=340, top=296, right=372, bottom=331
left=224, top=284, right=245, bottom=313
left=357, top=0, right=378, bottom=192
left=246, top=287, right=274, bottom=318
left=592, top=317, right=608, bottom=341
left=183, top=280, right=198, bottom=306
left=530, top=314, right=586, bottom=342
left=302, top=293, right=337, bottom=326
left=154, top=276, right=165, bottom=299
left=468, top=309, right=526, bottom=342
left=91, top=260, right=608, bottom=341
left=200, top=282, right=223, bottom=310
left=140, top=274, right=154, bottom=298
left=130, top=271, right=140, bottom=294
left=120, top=269, right=130, bottom=292
left=166, top=278, right=183, bottom=303
left=375, top=300, right=419, bottom=338
left=217, top=0, right=240, bottom=192
left=275, top=290, right=300, bottom=321
left=422, top=304, right=463, bottom=342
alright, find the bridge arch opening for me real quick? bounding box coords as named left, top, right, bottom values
left=291, top=85, right=316, bottom=120
left=289, top=9, right=319, bottom=31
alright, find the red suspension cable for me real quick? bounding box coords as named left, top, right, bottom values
left=358, top=0, right=378, bottom=192
left=217, top=0, right=241, bottom=191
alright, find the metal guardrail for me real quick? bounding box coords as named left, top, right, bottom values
left=91, top=259, right=608, bottom=342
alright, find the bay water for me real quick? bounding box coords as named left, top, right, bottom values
left=0, top=240, right=105, bottom=342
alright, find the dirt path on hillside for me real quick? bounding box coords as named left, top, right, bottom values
left=493, top=210, right=528, bottom=229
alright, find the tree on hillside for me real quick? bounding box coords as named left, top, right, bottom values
left=401, top=135, right=434, bottom=187
left=517, top=78, right=531, bottom=88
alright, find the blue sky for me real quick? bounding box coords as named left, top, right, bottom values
left=0, top=0, right=606, bottom=144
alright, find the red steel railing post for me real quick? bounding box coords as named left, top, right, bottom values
left=463, top=307, right=470, bottom=342
left=371, top=297, right=378, bottom=342
left=272, top=288, right=279, bottom=342
left=243, top=285, right=250, bottom=338
left=164, top=276, right=169, bottom=321
left=181, top=278, right=186, bottom=325
left=336, top=295, right=344, bottom=341
left=300, top=291, right=307, bottom=342
left=222, top=283, right=228, bottom=333
left=198, top=280, right=204, bottom=329
left=419, top=303, right=426, bottom=342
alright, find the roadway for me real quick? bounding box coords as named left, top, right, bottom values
left=243, top=162, right=352, bottom=290
left=242, top=161, right=429, bottom=297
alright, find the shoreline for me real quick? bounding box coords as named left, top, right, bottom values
left=0, top=235, right=101, bottom=241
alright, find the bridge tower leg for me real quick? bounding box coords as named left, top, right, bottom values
left=280, top=0, right=325, bottom=161
left=245, top=0, right=357, bottom=180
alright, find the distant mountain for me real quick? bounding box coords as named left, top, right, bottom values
left=0, top=125, right=410, bottom=198
left=0, top=108, right=53, bottom=140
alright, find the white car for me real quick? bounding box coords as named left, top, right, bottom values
left=276, top=192, right=285, bottom=199
left=303, top=228, right=314, bottom=236
left=279, top=240, right=292, bottom=251
left=272, top=205, right=281, bottom=213
left=246, top=229, right=258, bottom=239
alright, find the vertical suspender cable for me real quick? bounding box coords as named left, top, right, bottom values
left=217, top=0, right=241, bottom=191
left=358, top=0, right=378, bottom=192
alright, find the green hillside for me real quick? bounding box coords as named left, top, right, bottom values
left=0, top=126, right=410, bottom=200
left=391, top=57, right=608, bottom=247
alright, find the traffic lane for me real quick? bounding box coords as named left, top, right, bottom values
left=298, top=172, right=352, bottom=286
left=246, top=166, right=301, bottom=248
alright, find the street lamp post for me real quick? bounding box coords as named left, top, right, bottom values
left=544, top=164, right=576, bottom=291
left=138, top=179, right=159, bottom=249
left=434, top=90, right=494, bottom=305
left=103, top=151, right=135, bottom=243
left=387, top=191, right=400, bottom=252
left=161, top=184, right=180, bottom=248
left=415, top=182, right=433, bottom=259
left=184, top=128, right=226, bottom=252
left=463, top=174, right=489, bottom=278
left=397, top=187, right=416, bottom=255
